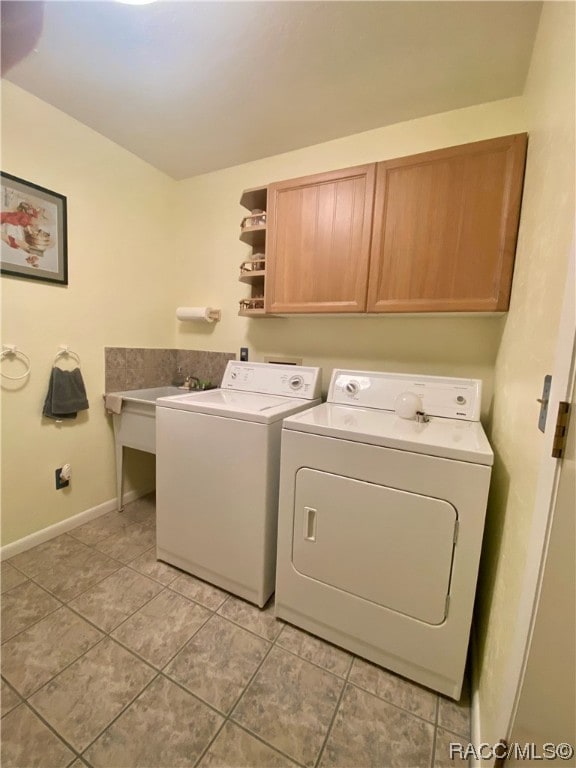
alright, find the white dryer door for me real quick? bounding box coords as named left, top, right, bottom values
left=292, top=469, right=457, bottom=625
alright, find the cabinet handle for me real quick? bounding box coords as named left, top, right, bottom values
left=304, top=507, right=317, bottom=542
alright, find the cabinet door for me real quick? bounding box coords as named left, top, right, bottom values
left=266, top=164, right=376, bottom=313
left=367, top=134, right=527, bottom=313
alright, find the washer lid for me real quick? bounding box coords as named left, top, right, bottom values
left=283, top=403, right=494, bottom=465
left=156, top=389, right=321, bottom=424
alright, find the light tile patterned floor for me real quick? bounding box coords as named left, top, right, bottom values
left=1, top=494, right=471, bottom=768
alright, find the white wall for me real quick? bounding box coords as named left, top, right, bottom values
left=1, top=82, right=178, bottom=544
left=475, top=0, right=575, bottom=745
left=509, top=372, right=575, bottom=763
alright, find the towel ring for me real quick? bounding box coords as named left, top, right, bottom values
left=54, top=346, right=81, bottom=367
left=1, top=345, right=32, bottom=380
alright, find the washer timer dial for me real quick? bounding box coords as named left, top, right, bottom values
left=289, top=374, right=304, bottom=391
left=345, top=380, right=360, bottom=397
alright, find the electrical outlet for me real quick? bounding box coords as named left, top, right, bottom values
left=240, top=347, right=249, bottom=361
left=55, top=467, right=69, bottom=490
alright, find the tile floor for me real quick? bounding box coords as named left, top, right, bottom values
left=1, top=494, right=471, bottom=768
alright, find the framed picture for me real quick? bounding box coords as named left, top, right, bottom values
left=1, top=172, right=68, bottom=285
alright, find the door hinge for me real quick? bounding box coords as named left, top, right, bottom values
left=552, top=401, right=571, bottom=458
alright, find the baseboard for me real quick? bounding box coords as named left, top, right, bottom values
left=0, top=486, right=154, bottom=561
left=471, top=623, right=486, bottom=767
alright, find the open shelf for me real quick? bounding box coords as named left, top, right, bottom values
left=240, top=186, right=267, bottom=212
left=238, top=307, right=267, bottom=317
left=239, top=185, right=268, bottom=316
left=239, top=270, right=266, bottom=284
left=239, top=225, right=266, bottom=247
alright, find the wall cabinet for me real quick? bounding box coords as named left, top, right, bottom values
left=240, top=133, right=527, bottom=316
left=367, top=134, right=528, bottom=312
left=265, top=164, right=376, bottom=313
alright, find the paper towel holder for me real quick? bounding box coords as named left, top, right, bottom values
left=176, top=307, right=222, bottom=323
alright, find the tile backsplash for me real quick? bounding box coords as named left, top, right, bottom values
left=105, top=348, right=235, bottom=392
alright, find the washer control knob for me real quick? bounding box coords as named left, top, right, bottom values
left=395, top=391, right=423, bottom=420
left=345, top=380, right=359, bottom=396
left=289, top=375, right=304, bottom=391
left=230, top=370, right=237, bottom=379
left=456, top=395, right=466, bottom=404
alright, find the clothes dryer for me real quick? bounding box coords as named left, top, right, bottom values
left=156, top=361, right=321, bottom=607
left=275, top=369, right=493, bottom=698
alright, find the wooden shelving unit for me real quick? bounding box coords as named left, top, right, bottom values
left=239, top=225, right=266, bottom=248
left=240, top=186, right=267, bottom=212
left=239, top=270, right=266, bottom=284
left=238, top=307, right=267, bottom=317
left=238, top=186, right=267, bottom=317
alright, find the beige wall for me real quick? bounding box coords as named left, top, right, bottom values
left=1, top=86, right=527, bottom=546
left=475, top=1, right=575, bottom=745
left=173, top=98, right=527, bottom=405
left=1, top=82, right=178, bottom=544
left=1, top=9, right=573, bottom=750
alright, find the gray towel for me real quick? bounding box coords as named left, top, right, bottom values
left=43, top=367, right=89, bottom=420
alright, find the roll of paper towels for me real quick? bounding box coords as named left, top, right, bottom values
left=176, top=307, right=219, bottom=323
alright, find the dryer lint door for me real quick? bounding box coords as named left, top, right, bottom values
left=292, top=469, right=457, bottom=625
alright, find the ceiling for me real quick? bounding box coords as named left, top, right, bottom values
left=2, top=1, right=541, bottom=180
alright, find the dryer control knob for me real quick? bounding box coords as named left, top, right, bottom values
left=289, top=375, right=304, bottom=391
left=395, top=391, right=423, bottom=420
left=345, top=380, right=359, bottom=396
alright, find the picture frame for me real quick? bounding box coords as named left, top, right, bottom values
left=1, top=172, right=68, bottom=285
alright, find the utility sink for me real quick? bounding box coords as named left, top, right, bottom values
left=116, top=386, right=182, bottom=404
left=108, top=386, right=183, bottom=510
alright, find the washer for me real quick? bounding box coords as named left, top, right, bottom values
left=275, top=369, right=493, bottom=699
left=156, top=361, right=321, bottom=607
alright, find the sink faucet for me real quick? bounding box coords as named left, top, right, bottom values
left=184, top=375, right=200, bottom=390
